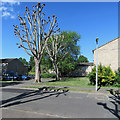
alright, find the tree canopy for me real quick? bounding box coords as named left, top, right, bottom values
left=77, top=55, right=89, bottom=63
left=19, top=57, right=28, bottom=65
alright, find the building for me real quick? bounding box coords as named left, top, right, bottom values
left=0, top=58, right=28, bottom=75
left=66, top=63, right=94, bottom=77
left=93, top=37, right=120, bottom=71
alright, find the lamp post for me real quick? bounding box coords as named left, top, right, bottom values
left=96, top=37, right=99, bottom=91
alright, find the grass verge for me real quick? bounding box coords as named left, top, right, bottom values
left=32, top=77, right=94, bottom=88
left=32, top=77, right=119, bottom=89
left=0, top=81, right=21, bottom=83
left=23, top=86, right=92, bottom=92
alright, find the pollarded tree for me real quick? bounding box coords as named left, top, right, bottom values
left=13, top=2, right=59, bottom=83
left=46, top=34, right=68, bottom=81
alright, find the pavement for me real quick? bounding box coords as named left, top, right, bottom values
left=0, top=79, right=120, bottom=119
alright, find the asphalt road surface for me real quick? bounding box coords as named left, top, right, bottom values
left=0, top=88, right=119, bottom=118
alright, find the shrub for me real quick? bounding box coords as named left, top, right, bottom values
left=41, top=73, right=56, bottom=78
left=28, top=72, right=56, bottom=78
left=88, top=64, right=115, bottom=86
left=28, top=72, right=35, bottom=75
left=114, top=68, right=120, bottom=87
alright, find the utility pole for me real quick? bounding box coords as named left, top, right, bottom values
left=96, top=37, right=99, bottom=91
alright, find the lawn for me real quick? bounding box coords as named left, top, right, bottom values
left=33, top=77, right=94, bottom=88
left=0, top=81, right=21, bottom=83
left=33, top=77, right=119, bottom=89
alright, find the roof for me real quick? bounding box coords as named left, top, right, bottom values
left=92, top=37, right=120, bottom=53
left=0, top=58, right=18, bottom=63
left=78, top=62, right=94, bottom=66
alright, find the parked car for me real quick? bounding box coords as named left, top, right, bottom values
left=20, top=75, right=31, bottom=80
left=2, top=70, right=20, bottom=81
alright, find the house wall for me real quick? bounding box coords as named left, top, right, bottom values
left=86, top=65, right=94, bottom=74
left=118, top=38, right=120, bottom=69
left=7, top=59, right=28, bottom=75
left=66, top=65, right=93, bottom=77
left=93, top=38, right=119, bottom=71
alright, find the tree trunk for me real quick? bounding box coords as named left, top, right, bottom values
left=53, top=63, right=59, bottom=81
left=34, top=58, right=41, bottom=83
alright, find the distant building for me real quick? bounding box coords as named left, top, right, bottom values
left=0, top=58, right=28, bottom=75
left=67, top=63, right=94, bottom=77
left=93, top=37, right=120, bottom=71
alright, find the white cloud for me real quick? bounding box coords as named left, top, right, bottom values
left=0, top=6, right=7, bottom=11
left=2, top=11, right=16, bottom=19
left=1, top=0, right=20, bottom=19
left=2, top=11, right=10, bottom=17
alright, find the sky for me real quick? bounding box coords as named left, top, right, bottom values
left=1, top=1, right=118, bottom=62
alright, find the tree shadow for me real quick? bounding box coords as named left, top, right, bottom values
left=97, top=89, right=120, bottom=119
left=0, top=87, right=69, bottom=108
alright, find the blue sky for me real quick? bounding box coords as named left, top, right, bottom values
left=1, top=2, right=118, bottom=62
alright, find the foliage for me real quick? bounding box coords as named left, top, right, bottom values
left=59, top=54, right=77, bottom=76
left=31, top=66, right=35, bottom=72
left=61, top=31, right=80, bottom=59
left=46, top=34, right=69, bottom=80
left=29, top=56, right=53, bottom=72
left=28, top=72, right=35, bottom=75
left=58, top=31, right=81, bottom=75
left=41, top=55, right=53, bottom=72
left=41, top=73, right=56, bottom=78
left=114, top=68, right=120, bottom=87
left=28, top=31, right=81, bottom=77
left=29, top=57, right=35, bottom=69
left=19, top=57, right=28, bottom=65
left=77, top=55, right=89, bottom=63
left=88, top=64, right=115, bottom=86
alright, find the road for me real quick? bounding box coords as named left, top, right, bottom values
left=0, top=87, right=119, bottom=118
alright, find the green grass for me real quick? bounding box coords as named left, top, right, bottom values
left=23, top=86, right=92, bottom=92
left=32, top=77, right=119, bottom=89
left=33, top=77, right=94, bottom=88
left=0, top=81, right=21, bottom=83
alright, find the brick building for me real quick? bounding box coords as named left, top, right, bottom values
left=93, top=37, right=120, bottom=71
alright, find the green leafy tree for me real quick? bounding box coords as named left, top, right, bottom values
left=29, top=55, right=53, bottom=73
left=29, top=56, right=35, bottom=72
left=19, top=57, right=28, bottom=65
left=59, top=54, right=76, bottom=76
left=59, top=31, right=81, bottom=75
left=77, top=55, right=89, bottom=63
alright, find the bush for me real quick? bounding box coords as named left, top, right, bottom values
left=114, top=68, right=120, bottom=87
left=88, top=64, right=115, bottom=86
left=28, top=72, right=56, bottom=78
left=41, top=73, right=56, bottom=78
left=28, top=72, right=35, bottom=75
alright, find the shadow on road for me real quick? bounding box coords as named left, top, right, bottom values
left=0, top=87, right=69, bottom=108
left=97, top=89, right=120, bottom=119
left=0, top=82, right=23, bottom=87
